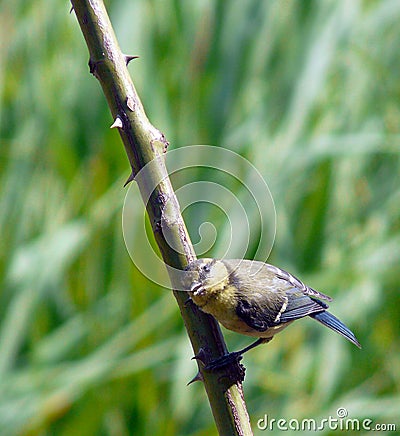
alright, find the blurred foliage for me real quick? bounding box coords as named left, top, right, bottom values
left=1, top=0, right=399, bottom=435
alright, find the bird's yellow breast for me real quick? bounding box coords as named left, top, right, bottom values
left=191, top=283, right=237, bottom=317
left=192, top=283, right=292, bottom=338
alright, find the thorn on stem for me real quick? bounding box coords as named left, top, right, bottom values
left=110, top=116, right=123, bottom=129
left=88, top=58, right=96, bottom=75
left=124, top=172, right=135, bottom=187
left=124, top=55, right=139, bottom=65
left=187, top=371, right=204, bottom=386
left=192, top=348, right=207, bottom=365
left=126, top=96, right=135, bottom=112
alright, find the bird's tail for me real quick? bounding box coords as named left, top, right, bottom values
left=310, top=311, right=361, bottom=348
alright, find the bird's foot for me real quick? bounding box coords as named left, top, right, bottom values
left=192, top=349, right=246, bottom=382
left=204, top=351, right=243, bottom=371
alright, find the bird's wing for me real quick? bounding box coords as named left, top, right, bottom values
left=224, top=260, right=331, bottom=332
left=267, top=264, right=333, bottom=302
left=223, top=260, right=333, bottom=301
left=236, top=288, right=326, bottom=332
left=276, top=291, right=326, bottom=323
left=235, top=296, right=278, bottom=331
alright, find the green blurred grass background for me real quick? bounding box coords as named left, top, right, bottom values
left=1, top=0, right=399, bottom=435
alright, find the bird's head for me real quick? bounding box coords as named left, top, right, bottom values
left=185, top=259, right=230, bottom=305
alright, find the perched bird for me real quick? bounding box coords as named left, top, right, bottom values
left=185, top=259, right=360, bottom=369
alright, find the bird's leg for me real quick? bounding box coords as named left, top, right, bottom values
left=204, top=337, right=271, bottom=371
left=236, top=337, right=271, bottom=355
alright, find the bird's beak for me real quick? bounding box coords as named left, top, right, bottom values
left=190, top=282, right=205, bottom=296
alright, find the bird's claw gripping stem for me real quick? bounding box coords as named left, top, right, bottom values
left=204, top=351, right=243, bottom=371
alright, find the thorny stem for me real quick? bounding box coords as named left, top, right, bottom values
left=71, top=1, right=253, bottom=434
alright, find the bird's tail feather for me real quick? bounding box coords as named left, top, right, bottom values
left=311, top=311, right=361, bottom=348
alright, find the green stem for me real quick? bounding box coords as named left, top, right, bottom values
left=71, top=1, right=253, bottom=434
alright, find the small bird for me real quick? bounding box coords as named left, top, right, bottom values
left=185, top=259, right=360, bottom=369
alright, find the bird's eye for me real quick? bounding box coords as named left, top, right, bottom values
left=203, top=264, right=211, bottom=273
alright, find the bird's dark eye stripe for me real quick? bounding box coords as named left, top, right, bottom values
left=202, top=259, right=217, bottom=273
